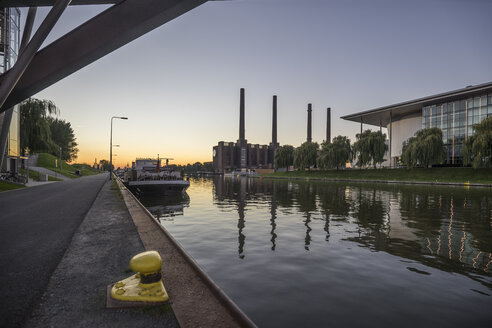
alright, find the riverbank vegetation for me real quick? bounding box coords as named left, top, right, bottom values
left=268, top=123, right=492, bottom=184
left=274, top=121, right=492, bottom=175
left=264, top=167, right=492, bottom=184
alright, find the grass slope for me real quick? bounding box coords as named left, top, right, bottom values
left=36, top=153, right=101, bottom=179
left=19, top=168, right=62, bottom=182
left=265, top=168, right=492, bottom=184
left=71, top=163, right=101, bottom=176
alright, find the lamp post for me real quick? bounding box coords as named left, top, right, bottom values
left=110, top=116, right=128, bottom=180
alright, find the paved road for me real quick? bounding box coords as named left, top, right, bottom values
left=0, top=174, right=107, bottom=328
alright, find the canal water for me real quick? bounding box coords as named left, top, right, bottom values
left=138, top=177, right=492, bottom=328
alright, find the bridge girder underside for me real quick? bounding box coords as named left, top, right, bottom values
left=0, top=1, right=121, bottom=7
left=0, top=0, right=209, bottom=113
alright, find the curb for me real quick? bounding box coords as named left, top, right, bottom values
left=115, top=177, right=257, bottom=328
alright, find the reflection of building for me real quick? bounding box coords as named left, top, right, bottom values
left=0, top=8, right=21, bottom=172
left=342, top=82, right=492, bottom=166
left=212, top=176, right=491, bottom=277
left=213, top=89, right=279, bottom=173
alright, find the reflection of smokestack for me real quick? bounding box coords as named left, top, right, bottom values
left=272, top=95, right=277, bottom=145
left=239, top=88, right=245, bottom=141
left=307, top=103, right=312, bottom=143
left=326, top=107, right=331, bottom=143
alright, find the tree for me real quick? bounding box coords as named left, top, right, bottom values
left=401, top=128, right=445, bottom=168
left=317, top=136, right=351, bottom=170
left=293, top=142, right=318, bottom=170
left=401, top=136, right=418, bottom=168
left=463, top=116, right=492, bottom=168
left=352, top=130, right=387, bottom=168
left=48, top=117, right=79, bottom=161
left=369, top=131, right=388, bottom=168
left=274, top=145, right=294, bottom=169
left=352, top=130, right=371, bottom=168
left=99, top=159, right=112, bottom=171
left=20, top=98, right=58, bottom=154
left=20, top=98, right=79, bottom=162
left=203, top=162, right=214, bottom=172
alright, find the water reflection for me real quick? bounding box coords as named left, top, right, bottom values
left=210, top=176, right=491, bottom=284
left=138, top=193, right=190, bottom=223
left=269, top=195, right=277, bottom=251
left=144, top=177, right=492, bottom=327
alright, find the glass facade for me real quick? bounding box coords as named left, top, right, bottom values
left=0, top=8, right=21, bottom=167
left=422, top=92, right=492, bottom=164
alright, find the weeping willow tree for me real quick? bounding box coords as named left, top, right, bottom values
left=274, top=145, right=294, bottom=170
left=463, top=116, right=492, bottom=168
left=293, top=142, right=319, bottom=170
left=317, top=136, right=351, bottom=170
left=353, top=130, right=372, bottom=168
left=369, top=130, right=387, bottom=168
left=352, top=130, right=388, bottom=168
left=20, top=98, right=59, bottom=154
left=401, top=128, right=445, bottom=168
left=20, top=98, right=79, bottom=161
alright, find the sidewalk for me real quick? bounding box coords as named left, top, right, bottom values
left=25, top=179, right=179, bottom=328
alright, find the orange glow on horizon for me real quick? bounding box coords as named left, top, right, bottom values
left=73, top=151, right=212, bottom=167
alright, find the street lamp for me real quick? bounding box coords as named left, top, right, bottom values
left=110, top=116, right=128, bottom=180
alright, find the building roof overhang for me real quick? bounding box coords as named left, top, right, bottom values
left=341, top=81, right=492, bottom=127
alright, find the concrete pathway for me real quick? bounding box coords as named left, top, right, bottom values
left=25, top=179, right=56, bottom=187
left=29, top=166, right=71, bottom=180
left=25, top=178, right=179, bottom=327
left=0, top=174, right=107, bottom=328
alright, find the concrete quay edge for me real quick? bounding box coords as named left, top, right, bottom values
left=115, top=178, right=257, bottom=328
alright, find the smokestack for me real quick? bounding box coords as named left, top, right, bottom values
left=272, top=95, right=277, bottom=145
left=307, top=103, right=312, bottom=143
left=239, top=88, right=245, bottom=141
left=326, top=107, right=331, bottom=143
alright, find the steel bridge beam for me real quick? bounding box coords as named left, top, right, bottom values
left=0, top=0, right=207, bottom=113
left=0, top=0, right=120, bottom=7
left=0, top=0, right=70, bottom=113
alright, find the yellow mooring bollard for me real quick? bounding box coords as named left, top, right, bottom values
left=110, top=251, right=169, bottom=303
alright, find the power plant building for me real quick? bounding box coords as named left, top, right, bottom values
left=213, top=89, right=279, bottom=173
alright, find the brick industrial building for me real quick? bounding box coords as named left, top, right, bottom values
left=213, top=88, right=332, bottom=173
left=213, top=89, right=279, bottom=173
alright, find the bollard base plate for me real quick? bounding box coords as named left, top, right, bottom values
left=106, top=285, right=169, bottom=308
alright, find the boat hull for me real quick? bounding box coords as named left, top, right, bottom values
left=124, top=180, right=189, bottom=197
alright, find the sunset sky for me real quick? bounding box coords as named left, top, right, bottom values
left=23, top=0, right=492, bottom=167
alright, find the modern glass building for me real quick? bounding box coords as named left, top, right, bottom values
left=341, top=82, right=492, bottom=166
left=422, top=93, right=492, bottom=164
left=0, top=7, right=21, bottom=172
